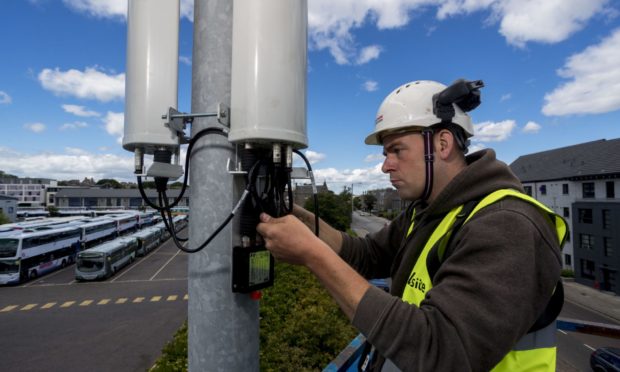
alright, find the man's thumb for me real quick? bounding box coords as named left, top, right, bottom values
left=259, top=213, right=272, bottom=223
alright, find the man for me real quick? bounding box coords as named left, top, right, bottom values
left=257, top=79, right=565, bottom=371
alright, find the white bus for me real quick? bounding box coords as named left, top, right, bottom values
left=136, top=211, right=155, bottom=229
left=153, top=222, right=171, bottom=241
left=129, top=227, right=161, bottom=256
left=0, top=226, right=82, bottom=284
left=172, top=215, right=188, bottom=232
left=78, top=218, right=118, bottom=249
left=107, top=214, right=139, bottom=236
left=75, top=237, right=138, bottom=281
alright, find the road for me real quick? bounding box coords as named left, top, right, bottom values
left=350, top=210, right=620, bottom=371
left=0, top=232, right=188, bottom=372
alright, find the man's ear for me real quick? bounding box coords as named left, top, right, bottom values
left=435, top=129, right=454, bottom=159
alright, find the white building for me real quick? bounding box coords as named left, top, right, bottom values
left=510, top=139, right=620, bottom=295
left=0, top=177, right=57, bottom=207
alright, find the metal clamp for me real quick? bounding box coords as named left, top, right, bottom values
left=163, top=103, right=230, bottom=142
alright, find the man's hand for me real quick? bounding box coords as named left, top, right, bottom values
left=256, top=212, right=325, bottom=266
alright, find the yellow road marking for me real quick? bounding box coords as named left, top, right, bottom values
left=98, top=299, right=111, bottom=305
left=1, top=305, right=19, bottom=313
left=133, top=297, right=145, bottom=303
left=60, top=301, right=75, bottom=308
left=167, top=295, right=178, bottom=301
left=116, top=298, right=128, bottom=304
left=21, top=304, right=38, bottom=311
left=150, top=296, right=162, bottom=302
left=41, top=302, right=57, bottom=309
left=79, top=300, right=93, bottom=306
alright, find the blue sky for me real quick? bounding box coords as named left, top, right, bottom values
left=1, top=0, right=619, bottom=194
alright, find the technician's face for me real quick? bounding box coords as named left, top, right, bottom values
left=381, top=131, right=425, bottom=201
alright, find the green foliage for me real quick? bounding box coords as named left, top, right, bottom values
left=260, top=263, right=358, bottom=371
left=363, top=194, right=377, bottom=212
left=150, top=263, right=357, bottom=371
left=561, top=269, right=574, bottom=278
left=0, top=211, right=10, bottom=225
left=96, top=178, right=123, bottom=189
left=304, top=190, right=352, bottom=231
left=46, top=206, right=59, bottom=217
left=150, top=321, right=188, bottom=372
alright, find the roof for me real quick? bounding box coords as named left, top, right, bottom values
left=509, top=138, right=620, bottom=182
left=55, top=188, right=187, bottom=198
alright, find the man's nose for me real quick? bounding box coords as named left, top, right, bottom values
left=381, top=156, right=394, bottom=174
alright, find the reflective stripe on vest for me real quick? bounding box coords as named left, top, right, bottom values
left=402, top=189, right=567, bottom=372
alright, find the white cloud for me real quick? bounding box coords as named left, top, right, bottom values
left=62, top=104, right=100, bottom=117
left=24, top=122, right=46, bottom=133
left=496, top=0, right=608, bottom=48
left=542, top=27, right=620, bottom=116
left=0, top=91, right=12, bottom=104
left=500, top=93, right=511, bottom=102
left=62, top=0, right=126, bottom=19
left=364, top=153, right=385, bottom=162
left=363, top=80, right=379, bottom=92
left=0, top=146, right=135, bottom=181
left=299, top=150, right=326, bottom=165
left=473, top=120, right=516, bottom=142
left=522, top=121, right=541, bottom=133
left=104, top=111, right=125, bottom=144
left=39, top=67, right=125, bottom=102
left=313, top=162, right=391, bottom=192
left=60, top=121, right=89, bottom=131
left=61, top=0, right=194, bottom=21
left=468, top=143, right=487, bottom=153
left=179, top=55, right=192, bottom=66
left=437, top=0, right=609, bottom=47
left=356, top=45, right=382, bottom=64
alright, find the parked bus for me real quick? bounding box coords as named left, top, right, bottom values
left=153, top=222, right=171, bottom=241
left=136, top=211, right=155, bottom=229
left=78, top=218, right=118, bottom=249
left=75, top=237, right=138, bottom=281
left=172, top=215, right=188, bottom=232
left=129, top=227, right=162, bottom=256
left=0, top=226, right=82, bottom=284
left=107, top=213, right=138, bottom=236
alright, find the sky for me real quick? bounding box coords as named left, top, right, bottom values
left=1, top=0, right=620, bottom=194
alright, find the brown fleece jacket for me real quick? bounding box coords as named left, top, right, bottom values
left=340, top=149, right=562, bottom=372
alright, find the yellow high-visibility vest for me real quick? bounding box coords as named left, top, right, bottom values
left=402, top=189, right=567, bottom=371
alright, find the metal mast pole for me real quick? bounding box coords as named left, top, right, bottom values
left=188, top=0, right=259, bottom=371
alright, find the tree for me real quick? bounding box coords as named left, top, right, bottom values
left=303, top=190, right=352, bottom=231
left=363, top=193, right=377, bottom=212
left=0, top=211, right=10, bottom=225
left=96, top=178, right=123, bottom=189
left=353, top=196, right=362, bottom=210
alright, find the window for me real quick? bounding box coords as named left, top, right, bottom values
left=580, top=259, right=595, bottom=279
left=68, top=197, right=81, bottom=207
left=562, top=184, right=569, bottom=194
left=582, top=182, right=595, bottom=198
left=524, top=186, right=532, bottom=196
left=603, top=209, right=611, bottom=229
left=604, top=237, right=613, bottom=257
left=564, top=254, right=571, bottom=266
left=563, top=207, right=570, bottom=218
left=607, top=181, right=615, bottom=198
left=578, top=208, right=593, bottom=224
left=580, top=234, right=595, bottom=250
left=129, top=198, right=143, bottom=207
left=539, top=185, right=547, bottom=195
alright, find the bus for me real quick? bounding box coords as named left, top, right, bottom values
left=172, top=215, right=188, bottom=232
left=153, top=222, right=171, bottom=241
left=136, top=211, right=155, bottom=229
left=0, top=226, right=82, bottom=285
left=129, top=227, right=162, bottom=256
left=78, top=218, right=118, bottom=249
left=107, top=213, right=139, bottom=236
left=75, top=237, right=138, bottom=281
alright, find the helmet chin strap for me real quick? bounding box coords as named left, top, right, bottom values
left=421, top=129, right=434, bottom=201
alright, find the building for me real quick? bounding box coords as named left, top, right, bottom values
left=0, top=195, right=18, bottom=222
left=0, top=177, right=57, bottom=207
left=293, top=181, right=329, bottom=206
left=510, top=139, right=620, bottom=295
left=54, top=188, right=190, bottom=209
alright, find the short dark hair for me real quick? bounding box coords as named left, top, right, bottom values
left=430, top=122, right=470, bottom=154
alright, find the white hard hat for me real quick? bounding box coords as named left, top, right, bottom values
left=365, top=80, right=474, bottom=145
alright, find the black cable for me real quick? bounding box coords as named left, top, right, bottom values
left=293, top=149, right=319, bottom=237
left=137, top=127, right=228, bottom=211
left=162, top=191, right=187, bottom=242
